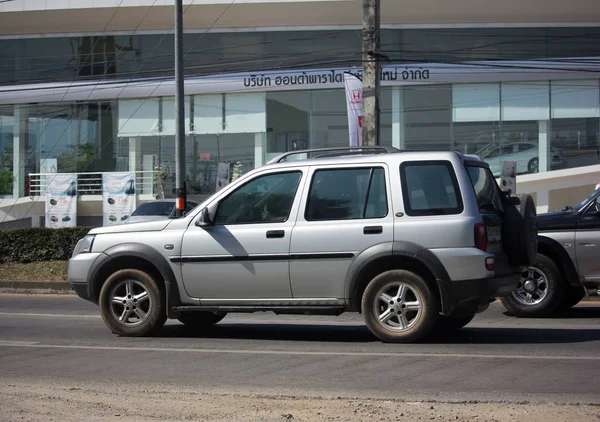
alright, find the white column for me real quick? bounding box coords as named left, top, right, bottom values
left=13, top=105, right=26, bottom=198
left=536, top=189, right=549, bottom=214
left=128, top=137, right=141, bottom=172
left=392, top=87, right=405, bottom=149
left=254, top=132, right=266, bottom=168
left=538, top=120, right=549, bottom=173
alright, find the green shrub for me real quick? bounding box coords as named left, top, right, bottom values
left=0, top=227, right=92, bottom=263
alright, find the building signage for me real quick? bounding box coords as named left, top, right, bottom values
left=45, top=173, right=77, bottom=228
left=2, top=57, right=600, bottom=105
left=102, top=172, right=136, bottom=226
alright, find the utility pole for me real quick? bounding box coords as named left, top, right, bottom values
left=361, top=0, right=381, bottom=146
left=174, top=0, right=186, bottom=216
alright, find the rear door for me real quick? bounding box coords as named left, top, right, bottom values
left=289, top=164, right=394, bottom=299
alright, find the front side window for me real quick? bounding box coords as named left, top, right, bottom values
left=401, top=161, right=464, bottom=216
left=306, top=167, right=388, bottom=221
left=214, top=171, right=302, bottom=225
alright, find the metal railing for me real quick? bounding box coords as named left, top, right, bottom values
left=28, top=171, right=158, bottom=197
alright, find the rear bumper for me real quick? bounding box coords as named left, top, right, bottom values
left=438, top=272, right=520, bottom=317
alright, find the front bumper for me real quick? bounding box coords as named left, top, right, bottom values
left=67, top=252, right=105, bottom=303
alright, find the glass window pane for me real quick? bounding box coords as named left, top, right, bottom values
left=501, top=82, right=550, bottom=122
left=551, top=80, right=600, bottom=119
left=214, top=171, right=302, bottom=225
left=365, top=168, right=388, bottom=219
left=402, top=85, right=452, bottom=151
left=306, top=167, right=387, bottom=221
left=401, top=161, right=463, bottom=216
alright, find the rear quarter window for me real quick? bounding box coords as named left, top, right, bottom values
left=400, top=161, right=464, bottom=216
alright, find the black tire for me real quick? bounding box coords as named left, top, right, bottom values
left=560, top=285, right=586, bottom=309
left=432, top=313, right=476, bottom=335
left=99, top=269, right=166, bottom=337
left=502, top=193, right=538, bottom=267
left=527, top=157, right=539, bottom=173
left=361, top=270, right=439, bottom=343
left=178, top=311, right=226, bottom=327
left=500, top=254, right=565, bottom=317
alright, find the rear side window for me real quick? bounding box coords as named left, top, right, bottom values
left=400, top=161, right=463, bottom=216
left=466, top=166, right=503, bottom=212
left=306, top=167, right=388, bottom=221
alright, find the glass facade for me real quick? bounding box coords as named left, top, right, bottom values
left=1, top=27, right=600, bottom=86
left=1, top=27, right=600, bottom=200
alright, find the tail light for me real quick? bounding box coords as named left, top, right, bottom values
left=474, top=222, right=487, bottom=252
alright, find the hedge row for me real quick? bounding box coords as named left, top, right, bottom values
left=0, top=227, right=92, bottom=263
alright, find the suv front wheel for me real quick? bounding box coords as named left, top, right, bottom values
left=99, top=269, right=167, bottom=336
left=361, top=269, right=439, bottom=343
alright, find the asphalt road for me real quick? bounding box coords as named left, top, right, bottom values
left=1, top=294, right=600, bottom=404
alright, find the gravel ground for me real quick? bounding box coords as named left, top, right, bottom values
left=1, top=378, right=599, bottom=422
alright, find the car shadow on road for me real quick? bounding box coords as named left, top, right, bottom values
left=501, top=305, right=600, bottom=319
left=157, top=323, right=600, bottom=345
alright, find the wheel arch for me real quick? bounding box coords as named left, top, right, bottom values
left=89, top=243, right=182, bottom=318
left=345, top=242, right=449, bottom=313
left=537, top=235, right=580, bottom=287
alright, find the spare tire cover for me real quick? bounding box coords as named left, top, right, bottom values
left=501, top=200, right=524, bottom=267
left=517, top=193, right=538, bottom=267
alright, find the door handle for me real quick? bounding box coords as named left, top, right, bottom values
left=363, top=226, right=383, bottom=235
left=266, top=230, right=285, bottom=239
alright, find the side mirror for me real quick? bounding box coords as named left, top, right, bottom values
left=195, top=208, right=213, bottom=227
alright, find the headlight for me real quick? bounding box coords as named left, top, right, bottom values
left=72, top=235, right=96, bottom=257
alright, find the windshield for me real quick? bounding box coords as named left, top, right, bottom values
left=131, top=202, right=174, bottom=216
left=573, top=188, right=600, bottom=212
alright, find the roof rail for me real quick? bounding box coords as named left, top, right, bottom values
left=267, top=146, right=400, bottom=164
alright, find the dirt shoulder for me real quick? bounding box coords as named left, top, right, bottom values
left=0, top=261, right=67, bottom=282
left=1, top=378, right=598, bottom=422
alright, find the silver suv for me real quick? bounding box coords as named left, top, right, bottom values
left=68, top=147, right=536, bottom=343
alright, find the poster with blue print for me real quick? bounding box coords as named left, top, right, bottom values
left=102, top=172, right=136, bottom=226
left=45, top=173, right=78, bottom=228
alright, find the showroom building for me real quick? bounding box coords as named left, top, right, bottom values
left=0, top=0, right=599, bottom=226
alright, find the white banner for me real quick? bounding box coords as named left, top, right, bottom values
left=102, top=172, right=136, bottom=226
left=344, top=73, right=363, bottom=147
left=45, top=173, right=77, bottom=228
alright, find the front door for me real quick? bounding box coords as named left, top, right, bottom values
left=180, top=168, right=306, bottom=299
left=576, top=196, right=600, bottom=283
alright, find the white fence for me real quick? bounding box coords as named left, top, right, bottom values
left=28, top=171, right=157, bottom=197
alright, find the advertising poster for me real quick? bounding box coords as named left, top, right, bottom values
left=102, top=172, right=136, bottom=226
left=45, top=173, right=77, bottom=228
left=344, top=72, right=363, bottom=147
left=500, top=160, right=517, bottom=194
left=216, top=162, right=230, bottom=192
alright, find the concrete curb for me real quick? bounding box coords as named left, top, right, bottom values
left=0, top=280, right=75, bottom=295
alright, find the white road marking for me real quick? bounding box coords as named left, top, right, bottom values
left=0, top=341, right=599, bottom=360
left=0, top=312, right=100, bottom=319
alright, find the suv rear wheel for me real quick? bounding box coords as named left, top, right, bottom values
left=99, top=269, right=166, bottom=336
left=500, top=254, right=565, bottom=317
left=361, top=269, right=439, bottom=343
